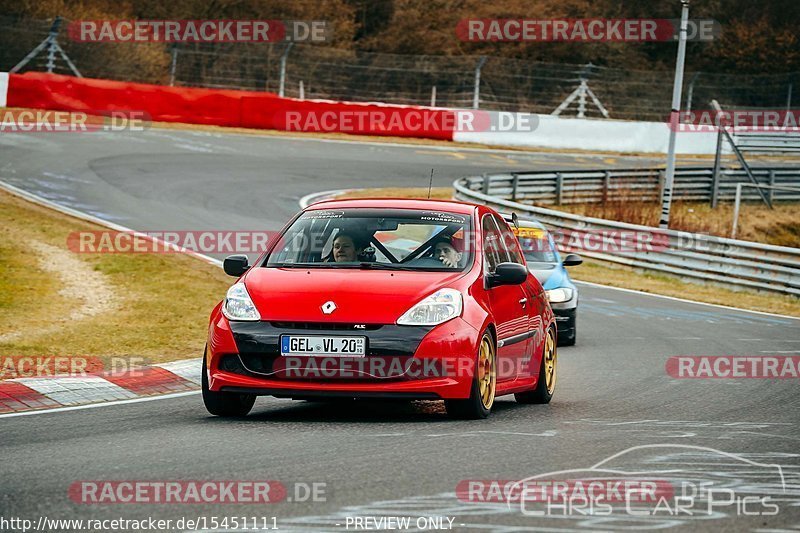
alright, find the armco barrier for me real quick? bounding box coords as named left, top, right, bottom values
left=454, top=174, right=800, bottom=296
left=5, top=72, right=457, bottom=140
left=464, top=166, right=800, bottom=205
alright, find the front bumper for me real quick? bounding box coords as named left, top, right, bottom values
left=207, top=315, right=479, bottom=400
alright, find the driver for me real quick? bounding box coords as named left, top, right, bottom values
left=331, top=232, right=372, bottom=262
left=433, top=237, right=464, bottom=268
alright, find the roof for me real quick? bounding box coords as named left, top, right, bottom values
left=306, top=197, right=480, bottom=215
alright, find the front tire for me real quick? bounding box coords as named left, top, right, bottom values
left=515, top=327, right=556, bottom=404
left=445, top=330, right=496, bottom=419
left=202, top=351, right=256, bottom=417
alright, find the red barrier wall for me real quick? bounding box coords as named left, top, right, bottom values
left=7, top=72, right=456, bottom=140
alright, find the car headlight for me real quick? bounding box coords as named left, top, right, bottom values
left=397, top=289, right=462, bottom=326
left=546, top=288, right=574, bottom=303
left=222, top=283, right=261, bottom=321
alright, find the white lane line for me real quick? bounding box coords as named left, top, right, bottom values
left=574, top=280, right=800, bottom=321
left=0, top=391, right=200, bottom=419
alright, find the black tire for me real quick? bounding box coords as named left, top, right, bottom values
left=515, top=327, right=557, bottom=404
left=445, top=330, right=496, bottom=420
left=202, top=351, right=256, bottom=417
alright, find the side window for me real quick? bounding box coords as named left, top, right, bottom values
left=493, top=215, right=526, bottom=265
left=482, top=215, right=508, bottom=273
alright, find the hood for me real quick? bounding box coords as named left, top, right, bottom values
left=243, top=266, right=467, bottom=324
left=526, top=262, right=568, bottom=290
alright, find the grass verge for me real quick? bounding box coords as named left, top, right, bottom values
left=0, top=188, right=232, bottom=365
left=557, top=199, right=800, bottom=248
left=334, top=188, right=800, bottom=317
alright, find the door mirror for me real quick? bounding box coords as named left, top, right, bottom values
left=487, top=262, right=528, bottom=288
left=563, top=254, right=583, bottom=267
left=223, top=255, right=250, bottom=277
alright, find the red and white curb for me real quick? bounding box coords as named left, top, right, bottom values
left=0, top=359, right=201, bottom=414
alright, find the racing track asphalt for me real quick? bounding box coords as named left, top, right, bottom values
left=1, top=128, right=799, bottom=532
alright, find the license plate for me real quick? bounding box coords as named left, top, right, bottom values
left=280, top=335, right=366, bottom=357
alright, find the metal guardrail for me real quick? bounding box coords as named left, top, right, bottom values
left=733, top=131, right=800, bottom=154
left=454, top=173, right=800, bottom=296
left=465, top=166, right=800, bottom=206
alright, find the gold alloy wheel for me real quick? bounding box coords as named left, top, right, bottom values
left=544, top=328, right=557, bottom=395
left=478, top=334, right=496, bottom=410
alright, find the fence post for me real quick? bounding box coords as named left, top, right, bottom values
left=431, top=86, right=437, bottom=107
left=685, top=72, right=700, bottom=115
left=788, top=82, right=793, bottom=111
left=279, top=42, right=294, bottom=97
left=299, top=80, right=305, bottom=100
left=710, top=128, right=723, bottom=207
left=602, top=171, right=611, bottom=203
left=731, top=183, right=743, bottom=239
left=481, top=173, right=490, bottom=195
left=473, top=56, right=487, bottom=110
left=169, top=45, right=178, bottom=86
left=511, top=173, right=519, bottom=201
left=555, top=173, right=564, bottom=205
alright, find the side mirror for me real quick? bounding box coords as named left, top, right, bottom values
left=487, top=262, right=528, bottom=288
left=563, top=253, right=583, bottom=267
left=223, top=255, right=250, bottom=277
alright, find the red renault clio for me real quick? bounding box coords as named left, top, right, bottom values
left=203, top=198, right=556, bottom=419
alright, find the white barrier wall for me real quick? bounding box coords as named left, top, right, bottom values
left=453, top=112, right=720, bottom=155
left=0, top=72, right=9, bottom=108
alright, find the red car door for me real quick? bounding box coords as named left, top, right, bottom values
left=482, top=215, right=530, bottom=384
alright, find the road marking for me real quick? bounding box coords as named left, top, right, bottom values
left=0, top=390, right=200, bottom=419
left=574, top=280, right=800, bottom=321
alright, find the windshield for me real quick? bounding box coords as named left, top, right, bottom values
left=265, top=208, right=473, bottom=271
left=514, top=226, right=560, bottom=264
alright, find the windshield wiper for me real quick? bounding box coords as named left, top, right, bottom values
left=356, top=262, right=419, bottom=271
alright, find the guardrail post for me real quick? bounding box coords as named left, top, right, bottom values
left=768, top=169, right=776, bottom=204
left=481, top=173, right=490, bottom=195
left=710, top=128, right=723, bottom=207
left=511, top=173, right=519, bottom=201
left=602, top=171, right=611, bottom=203
left=555, top=173, right=564, bottom=205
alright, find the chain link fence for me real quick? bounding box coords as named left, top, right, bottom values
left=2, top=17, right=798, bottom=122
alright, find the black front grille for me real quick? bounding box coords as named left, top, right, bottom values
left=270, top=322, right=382, bottom=331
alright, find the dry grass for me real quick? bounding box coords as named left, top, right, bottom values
left=0, top=189, right=232, bottom=364
left=335, top=186, right=800, bottom=317
left=556, top=199, right=800, bottom=247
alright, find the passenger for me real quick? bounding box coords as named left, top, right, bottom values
left=433, top=237, right=463, bottom=268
